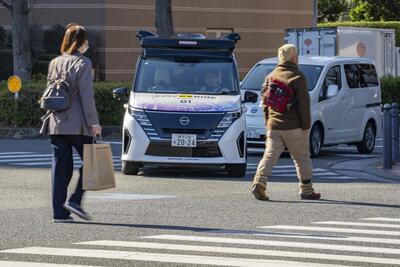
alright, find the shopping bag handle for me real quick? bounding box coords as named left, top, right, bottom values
left=93, top=134, right=104, bottom=144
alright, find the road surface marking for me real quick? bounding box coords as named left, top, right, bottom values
left=0, top=247, right=345, bottom=267
left=362, top=217, right=400, bottom=222
left=259, top=225, right=400, bottom=236
left=77, top=240, right=400, bottom=265
left=0, top=261, right=98, bottom=267
left=314, top=221, right=400, bottom=228
left=142, top=234, right=400, bottom=254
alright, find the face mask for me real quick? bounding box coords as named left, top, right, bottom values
left=78, top=41, right=89, bottom=54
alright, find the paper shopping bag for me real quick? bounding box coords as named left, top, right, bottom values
left=83, top=143, right=116, bottom=190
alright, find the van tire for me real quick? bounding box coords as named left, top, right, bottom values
left=226, top=164, right=247, bottom=177
left=356, top=122, right=376, bottom=154
left=122, top=161, right=140, bottom=175
left=309, top=124, right=323, bottom=158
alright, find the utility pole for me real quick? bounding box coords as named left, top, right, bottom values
left=155, top=0, right=175, bottom=37
left=313, top=0, right=318, bottom=27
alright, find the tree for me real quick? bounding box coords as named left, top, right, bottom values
left=0, top=0, right=32, bottom=81
left=155, top=0, right=175, bottom=37
left=350, top=0, right=400, bottom=21
left=318, top=0, right=348, bottom=22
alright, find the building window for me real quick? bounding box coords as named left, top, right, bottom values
left=206, top=28, right=233, bottom=39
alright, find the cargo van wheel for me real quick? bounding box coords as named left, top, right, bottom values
left=122, top=161, right=140, bottom=175
left=310, top=124, right=323, bottom=158
left=226, top=164, right=247, bottom=177
left=356, top=122, right=375, bottom=154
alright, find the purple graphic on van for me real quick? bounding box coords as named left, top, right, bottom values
left=132, top=94, right=241, bottom=112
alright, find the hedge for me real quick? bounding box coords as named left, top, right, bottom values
left=0, top=80, right=130, bottom=127
left=1, top=75, right=399, bottom=128
left=381, top=76, right=400, bottom=105
left=319, top=21, right=400, bottom=46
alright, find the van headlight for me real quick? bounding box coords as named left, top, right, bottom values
left=217, top=110, right=242, bottom=129
left=129, top=107, right=152, bottom=127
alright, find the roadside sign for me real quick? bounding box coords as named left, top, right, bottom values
left=7, top=76, right=22, bottom=94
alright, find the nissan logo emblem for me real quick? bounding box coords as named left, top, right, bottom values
left=179, top=116, right=190, bottom=126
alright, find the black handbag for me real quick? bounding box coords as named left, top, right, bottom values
left=40, top=57, right=80, bottom=112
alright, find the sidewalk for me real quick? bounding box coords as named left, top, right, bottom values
left=331, top=156, right=400, bottom=183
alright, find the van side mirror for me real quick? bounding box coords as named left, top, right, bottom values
left=326, top=84, right=339, bottom=98
left=243, top=90, right=258, bottom=103
left=113, top=87, right=129, bottom=102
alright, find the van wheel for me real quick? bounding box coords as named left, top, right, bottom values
left=310, top=124, right=323, bottom=158
left=226, top=164, right=247, bottom=177
left=356, top=122, right=376, bottom=154
left=122, top=161, right=140, bottom=175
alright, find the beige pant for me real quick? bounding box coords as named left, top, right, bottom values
left=252, top=128, right=314, bottom=194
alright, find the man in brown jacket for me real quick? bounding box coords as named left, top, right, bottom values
left=252, top=44, right=321, bottom=201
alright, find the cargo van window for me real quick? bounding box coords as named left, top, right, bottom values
left=344, top=64, right=362, bottom=89
left=359, top=64, right=379, bottom=87
left=320, top=65, right=341, bottom=101
left=345, top=64, right=378, bottom=89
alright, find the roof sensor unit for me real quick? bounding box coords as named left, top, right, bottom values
left=136, top=30, right=157, bottom=40
left=222, top=33, right=241, bottom=43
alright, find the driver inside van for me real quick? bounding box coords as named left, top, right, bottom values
left=200, top=70, right=230, bottom=94
left=152, top=67, right=172, bottom=89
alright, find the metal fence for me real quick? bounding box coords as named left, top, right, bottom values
left=383, top=102, right=400, bottom=169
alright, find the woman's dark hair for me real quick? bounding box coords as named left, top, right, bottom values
left=60, top=23, right=87, bottom=54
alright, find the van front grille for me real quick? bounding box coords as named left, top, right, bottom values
left=145, top=141, right=221, bottom=157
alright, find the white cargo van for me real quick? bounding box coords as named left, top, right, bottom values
left=285, top=27, right=396, bottom=77
left=241, top=56, right=382, bottom=157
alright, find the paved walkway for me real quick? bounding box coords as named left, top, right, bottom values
left=331, top=156, right=400, bottom=183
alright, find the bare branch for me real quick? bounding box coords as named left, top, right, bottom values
left=0, top=0, right=11, bottom=10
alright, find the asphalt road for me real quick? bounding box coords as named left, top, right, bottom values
left=0, top=138, right=399, bottom=267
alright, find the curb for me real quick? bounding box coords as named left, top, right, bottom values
left=0, top=126, right=122, bottom=139
left=364, top=161, right=400, bottom=181
left=331, top=156, right=400, bottom=182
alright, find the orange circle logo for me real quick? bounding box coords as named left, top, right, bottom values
left=356, top=42, right=367, bottom=57
left=304, top=39, right=312, bottom=46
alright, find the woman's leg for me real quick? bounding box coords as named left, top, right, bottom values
left=50, top=135, right=73, bottom=219
left=68, top=135, right=94, bottom=205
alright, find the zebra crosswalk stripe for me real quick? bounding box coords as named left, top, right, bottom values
left=141, top=234, right=400, bottom=255
left=0, top=152, right=35, bottom=155
left=211, top=230, right=400, bottom=245
left=0, top=247, right=345, bottom=267
left=76, top=240, right=400, bottom=265
left=0, top=261, right=99, bottom=267
left=362, top=217, right=400, bottom=222
left=259, top=225, right=400, bottom=236
left=0, top=152, right=121, bottom=169
left=314, top=221, right=400, bottom=228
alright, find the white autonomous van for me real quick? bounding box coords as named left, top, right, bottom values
left=113, top=31, right=257, bottom=176
left=241, top=56, right=381, bottom=157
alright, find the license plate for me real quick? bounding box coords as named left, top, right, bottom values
left=246, top=129, right=261, bottom=139
left=171, top=134, right=197, bottom=147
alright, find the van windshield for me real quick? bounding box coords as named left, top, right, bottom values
left=134, top=57, right=239, bottom=95
left=241, top=63, right=323, bottom=91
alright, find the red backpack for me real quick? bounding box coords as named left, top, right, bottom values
left=263, top=78, right=296, bottom=113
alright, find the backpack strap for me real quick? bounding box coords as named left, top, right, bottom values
left=50, top=56, right=81, bottom=85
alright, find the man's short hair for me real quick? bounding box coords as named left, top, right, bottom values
left=278, top=44, right=298, bottom=63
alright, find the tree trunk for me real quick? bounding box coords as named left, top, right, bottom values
left=155, top=0, right=174, bottom=37
left=11, top=0, right=32, bottom=81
